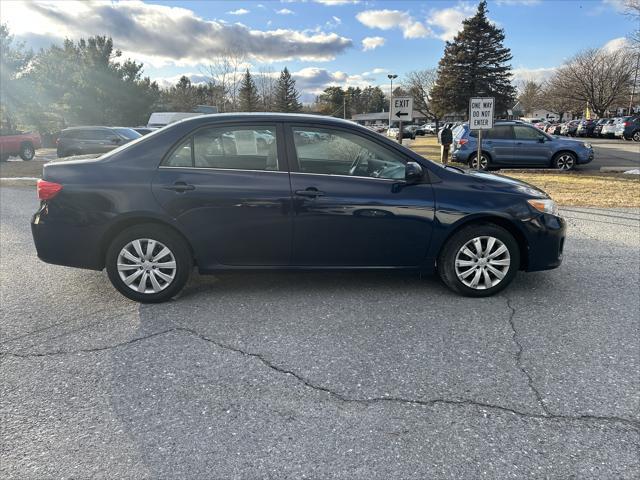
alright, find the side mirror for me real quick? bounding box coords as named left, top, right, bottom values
left=538, top=137, right=545, bottom=143
left=405, top=161, right=423, bottom=183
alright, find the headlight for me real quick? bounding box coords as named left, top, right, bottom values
left=527, top=199, right=558, bottom=216
left=583, top=143, right=592, bottom=149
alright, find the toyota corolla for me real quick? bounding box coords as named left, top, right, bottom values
left=31, top=114, right=565, bottom=302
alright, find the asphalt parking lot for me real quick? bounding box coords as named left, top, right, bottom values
left=1, top=186, right=639, bottom=478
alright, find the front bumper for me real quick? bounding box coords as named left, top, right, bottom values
left=523, top=213, right=566, bottom=272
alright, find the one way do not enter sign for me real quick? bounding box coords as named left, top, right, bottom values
left=469, top=97, right=495, bottom=130
left=391, top=96, right=413, bottom=121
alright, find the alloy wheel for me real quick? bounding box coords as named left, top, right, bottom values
left=117, top=238, right=177, bottom=294
left=470, top=154, right=489, bottom=170
left=454, top=236, right=511, bottom=290
left=634, top=131, right=640, bottom=142
left=556, top=154, right=575, bottom=170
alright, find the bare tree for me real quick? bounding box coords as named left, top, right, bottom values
left=551, top=48, right=634, bottom=117
left=256, top=66, right=277, bottom=112
left=539, top=78, right=581, bottom=121
left=516, top=80, right=542, bottom=116
left=201, top=48, right=247, bottom=112
left=403, top=69, right=445, bottom=129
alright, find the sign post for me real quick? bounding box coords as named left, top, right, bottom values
left=391, top=96, right=413, bottom=145
left=469, top=97, right=495, bottom=171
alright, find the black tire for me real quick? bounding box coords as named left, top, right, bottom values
left=106, top=224, right=192, bottom=303
left=0, top=153, right=9, bottom=162
left=552, top=151, right=576, bottom=171
left=633, top=131, right=640, bottom=142
left=469, top=152, right=490, bottom=171
left=437, top=223, right=520, bottom=297
left=19, top=142, right=35, bottom=161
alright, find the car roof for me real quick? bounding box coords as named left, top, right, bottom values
left=171, top=112, right=361, bottom=128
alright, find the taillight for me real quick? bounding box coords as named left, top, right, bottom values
left=458, top=138, right=468, bottom=145
left=37, top=179, right=63, bottom=200
left=624, top=121, right=630, bottom=127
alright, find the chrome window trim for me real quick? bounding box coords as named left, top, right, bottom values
left=290, top=171, right=399, bottom=182
left=158, top=166, right=288, bottom=174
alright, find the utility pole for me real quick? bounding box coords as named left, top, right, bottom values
left=387, top=74, right=397, bottom=131
left=630, top=52, right=640, bottom=115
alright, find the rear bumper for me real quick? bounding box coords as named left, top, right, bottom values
left=523, top=213, right=566, bottom=272
left=31, top=204, right=105, bottom=270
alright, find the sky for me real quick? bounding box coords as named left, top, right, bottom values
left=1, top=0, right=635, bottom=102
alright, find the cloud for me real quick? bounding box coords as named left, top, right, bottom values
left=275, top=8, right=294, bottom=15
left=227, top=8, right=250, bottom=15
left=356, top=9, right=431, bottom=39
left=2, top=1, right=352, bottom=66
left=154, top=72, right=211, bottom=88
left=426, top=3, right=476, bottom=41
left=511, top=67, right=557, bottom=84
left=361, top=36, right=386, bottom=51
left=314, top=0, right=361, bottom=5
left=602, top=36, right=629, bottom=52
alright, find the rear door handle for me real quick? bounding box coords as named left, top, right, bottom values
left=295, top=188, right=325, bottom=198
left=164, top=182, right=195, bottom=193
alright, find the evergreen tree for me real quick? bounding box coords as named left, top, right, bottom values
left=274, top=67, right=302, bottom=112
left=431, top=1, right=516, bottom=116
left=238, top=69, right=260, bottom=112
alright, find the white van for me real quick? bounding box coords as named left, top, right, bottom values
left=147, top=112, right=202, bottom=129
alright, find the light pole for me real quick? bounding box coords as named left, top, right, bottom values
left=387, top=74, right=397, bottom=130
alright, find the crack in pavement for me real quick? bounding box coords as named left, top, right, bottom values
left=1, top=326, right=639, bottom=431
left=505, top=297, right=551, bottom=416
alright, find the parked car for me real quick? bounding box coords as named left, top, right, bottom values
left=31, top=113, right=566, bottom=302
left=600, top=118, right=619, bottom=138
left=560, top=120, right=580, bottom=136
left=451, top=121, right=594, bottom=171
left=546, top=123, right=562, bottom=135
left=0, top=129, right=42, bottom=161
left=147, top=112, right=202, bottom=129
left=134, top=127, right=155, bottom=136
left=416, top=123, right=436, bottom=135
left=387, top=127, right=415, bottom=140
left=616, top=116, right=640, bottom=141
left=56, top=127, right=142, bottom=157
left=576, top=119, right=597, bottom=137
left=593, top=118, right=609, bottom=137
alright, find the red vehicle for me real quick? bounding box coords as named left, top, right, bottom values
left=0, top=129, right=42, bottom=161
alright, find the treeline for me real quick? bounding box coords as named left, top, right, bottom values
left=0, top=25, right=306, bottom=134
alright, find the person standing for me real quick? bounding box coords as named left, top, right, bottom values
left=438, top=124, right=453, bottom=165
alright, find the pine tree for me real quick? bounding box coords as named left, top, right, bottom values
left=431, top=1, right=516, bottom=116
left=274, top=67, right=302, bottom=112
left=238, top=69, right=260, bottom=112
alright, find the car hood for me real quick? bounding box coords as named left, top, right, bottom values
left=456, top=167, right=550, bottom=198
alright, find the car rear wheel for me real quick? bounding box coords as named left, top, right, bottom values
left=438, top=224, right=519, bottom=297
left=469, top=153, right=489, bottom=171
left=633, top=131, right=640, bottom=142
left=106, top=224, right=192, bottom=303
left=19, top=143, right=35, bottom=161
left=553, top=152, right=576, bottom=171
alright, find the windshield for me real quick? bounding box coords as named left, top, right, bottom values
left=114, top=128, right=142, bottom=140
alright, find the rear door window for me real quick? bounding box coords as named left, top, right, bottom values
left=485, top=125, right=514, bottom=140
left=162, top=125, right=279, bottom=171
left=513, top=125, right=544, bottom=140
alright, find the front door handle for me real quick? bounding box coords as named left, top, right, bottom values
left=164, top=182, right=195, bottom=193
left=295, top=188, right=325, bottom=198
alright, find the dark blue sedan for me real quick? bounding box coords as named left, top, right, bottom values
left=452, top=121, right=594, bottom=170
left=32, top=114, right=566, bottom=302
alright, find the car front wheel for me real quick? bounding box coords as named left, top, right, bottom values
left=106, top=224, right=192, bottom=303
left=438, top=224, right=519, bottom=297
left=553, top=152, right=576, bottom=171
left=19, top=143, right=35, bottom=161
